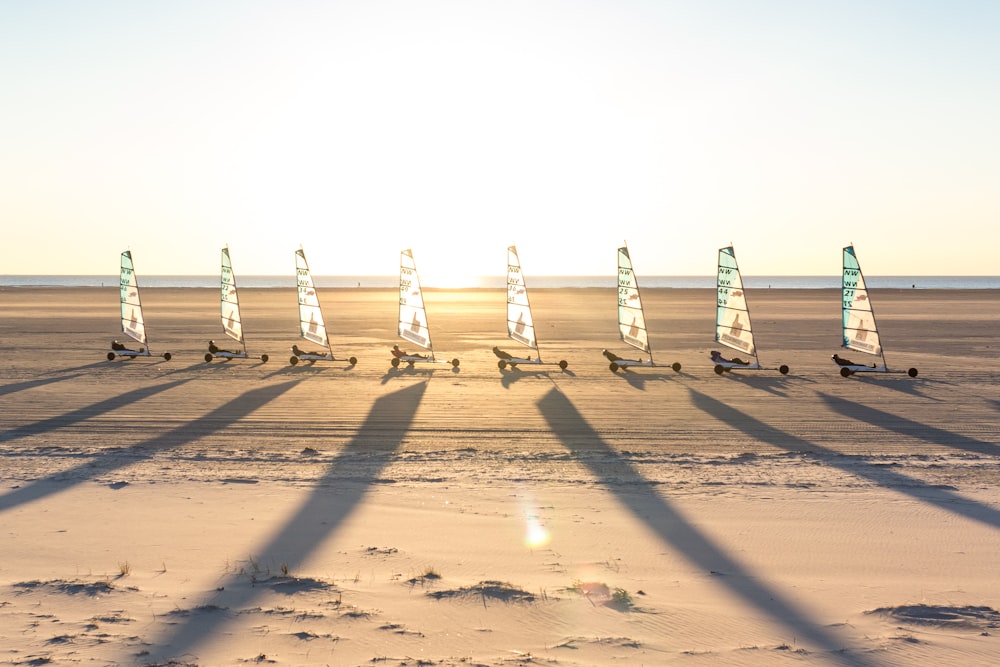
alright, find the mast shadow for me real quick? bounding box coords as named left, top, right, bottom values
left=537, top=388, right=878, bottom=666
left=689, top=388, right=1000, bottom=530
left=843, top=375, right=938, bottom=399
left=498, top=367, right=572, bottom=388
left=0, top=380, right=297, bottom=514
left=710, top=373, right=791, bottom=398
left=135, top=382, right=427, bottom=663
left=819, top=393, right=998, bottom=456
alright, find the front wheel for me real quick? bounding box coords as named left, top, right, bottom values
left=261, top=354, right=269, bottom=363
left=908, top=367, right=918, bottom=377
left=779, top=364, right=790, bottom=375
left=671, top=362, right=682, bottom=372
left=558, top=360, right=568, bottom=370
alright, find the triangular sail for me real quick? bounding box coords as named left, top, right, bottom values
left=295, top=247, right=330, bottom=350
left=716, top=246, right=756, bottom=358
left=506, top=245, right=537, bottom=351
left=842, top=245, right=882, bottom=358
left=119, top=250, right=147, bottom=345
left=220, top=247, right=245, bottom=348
left=617, top=245, right=650, bottom=356
left=398, top=249, right=433, bottom=353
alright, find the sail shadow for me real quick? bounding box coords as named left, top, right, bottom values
left=819, top=393, right=997, bottom=456
left=537, top=388, right=876, bottom=666
left=0, top=373, right=84, bottom=398
left=0, top=380, right=295, bottom=514
left=136, top=382, right=427, bottom=663
left=0, top=379, right=190, bottom=445
left=690, top=388, right=1000, bottom=530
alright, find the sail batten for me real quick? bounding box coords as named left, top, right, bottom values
left=506, top=246, right=538, bottom=352
left=617, top=246, right=650, bottom=357
left=296, top=248, right=331, bottom=351
left=398, top=249, right=434, bottom=355
left=220, top=247, right=245, bottom=348
left=842, top=245, right=882, bottom=357
left=716, top=246, right=756, bottom=358
left=119, top=250, right=147, bottom=345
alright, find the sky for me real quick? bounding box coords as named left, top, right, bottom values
left=2, top=0, right=998, bottom=283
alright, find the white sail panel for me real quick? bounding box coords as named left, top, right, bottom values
left=296, top=248, right=329, bottom=349
left=617, top=246, right=649, bottom=354
left=716, top=246, right=756, bottom=356
left=119, top=250, right=147, bottom=345
left=842, top=245, right=881, bottom=356
left=506, top=246, right=537, bottom=350
left=399, top=249, right=432, bottom=351
left=220, top=247, right=244, bottom=344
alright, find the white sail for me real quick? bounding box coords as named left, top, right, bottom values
left=220, top=246, right=244, bottom=346
left=398, top=249, right=433, bottom=352
left=716, top=246, right=756, bottom=357
left=617, top=245, right=650, bottom=355
left=119, top=250, right=147, bottom=345
left=842, top=245, right=882, bottom=357
left=295, top=247, right=330, bottom=350
left=506, top=245, right=537, bottom=351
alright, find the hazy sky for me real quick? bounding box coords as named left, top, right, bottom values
left=2, top=1, right=997, bottom=282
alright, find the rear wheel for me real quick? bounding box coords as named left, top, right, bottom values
left=261, top=354, right=269, bottom=363
left=908, top=367, right=918, bottom=377
left=779, top=364, right=790, bottom=375
left=672, top=362, right=682, bottom=372
left=163, top=353, right=172, bottom=361
left=349, top=356, right=358, bottom=365
left=498, top=360, right=507, bottom=369
left=391, top=357, right=400, bottom=367
left=204, top=353, right=213, bottom=363
left=106, top=352, right=116, bottom=361
left=289, top=356, right=299, bottom=366
left=558, top=360, right=568, bottom=370
left=840, top=367, right=851, bottom=378
left=714, top=364, right=725, bottom=375
left=451, top=358, right=460, bottom=367
left=609, top=362, right=619, bottom=372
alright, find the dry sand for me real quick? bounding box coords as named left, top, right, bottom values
left=0, top=285, right=998, bottom=666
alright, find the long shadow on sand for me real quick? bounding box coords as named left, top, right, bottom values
left=819, top=393, right=999, bottom=457
left=135, top=381, right=427, bottom=663
left=537, top=388, right=879, bottom=667
left=0, top=372, right=86, bottom=398
left=0, top=379, right=190, bottom=445
left=0, top=380, right=296, bottom=513
left=690, top=388, right=1000, bottom=531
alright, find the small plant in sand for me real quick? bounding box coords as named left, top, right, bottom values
left=610, top=587, right=634, bottom=611
left=117, top=561, right=131, bottom=577
left=280, top=562, right=289, bottom=577
left=407, top=565, right=442, bottom=587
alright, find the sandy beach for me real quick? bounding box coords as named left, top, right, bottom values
left=0, top=285, right=998, bottom=666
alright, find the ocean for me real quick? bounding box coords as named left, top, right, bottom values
left=1, top=275, right=999, bottom=289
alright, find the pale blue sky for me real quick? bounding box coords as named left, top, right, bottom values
left=2, top=1, right=997, bottom=281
